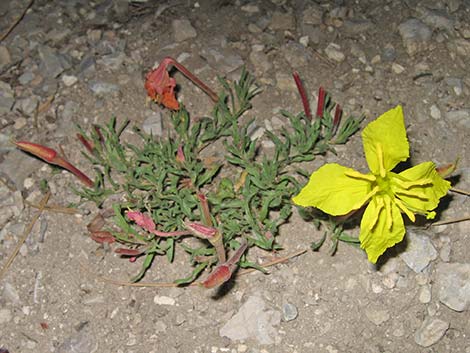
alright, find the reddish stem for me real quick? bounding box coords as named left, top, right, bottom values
left=93, top=125, right=105, bottom=145
left=164, top=57, right=219, bottom=103
left=197, top=193, right=212, bottom=226
left=115, top=248, right=146, bottom=256
left=316, top=87, right=326, bottom=119
left=152, top=229, right=192, bottom=237
left=292, top=71, right=312, bottom=121
left=77, top=133, right=94, bottom=153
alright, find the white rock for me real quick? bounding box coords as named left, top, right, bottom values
left=219, top=295, right=281, bottom=344
left=414, top=317, right=449, bottom=347
left=172, top=18, right=197, bottom=42
left=299, top=35, right=309, bottom=47
left=240, top=4, right=259, bottom=13
left=430, top=104, right=441, bottom=119
left=153, top=295, right=176, bottom=306
left=398, top=19, right=432, bottom=55
left=399, top=230, right=438, bottom=272
left=436, top=262, right=470, bottom=311
left=392, top=63, right=405, bottom=74
left=419, top=285, right=432, bottom=304
left=325, top=43, right=345, bottom=62
left=62, top=74, right=78, bottom=87
left=365, top=307, right=390, bottom=325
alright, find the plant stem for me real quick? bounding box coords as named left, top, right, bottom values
left=164, top=57, right=219, bottom=103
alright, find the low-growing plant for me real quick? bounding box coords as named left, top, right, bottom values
left=15, top=58, right=363, bottom=286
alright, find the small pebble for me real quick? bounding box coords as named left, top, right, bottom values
left=371, top=55, right=381, bottom=64
left=392, top=63, right=405, bottom=74
left=282, top=302, right=298, bottom=321
left=430, top=104, right=441, bottom=119
left=325, top=43, right=345, bottom=62
left=382, top=273, right=398, bottom=289
left=153, top=295, right=176, bottom=306
left=14, top=117, right=27, bottom=130
left=237, top=344, right=248, bottom=352
left=365, top=307, right=390, bottom=325
left=23, top=177, right=35, bottom=189
left=371, top=282, right=383, bottom=294
left=419, top=285, right=432, bottom=304
left=62, top=74, right=78, bottom=87
left=299, top=35, right=309, bottom=47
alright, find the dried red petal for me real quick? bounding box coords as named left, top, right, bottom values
left=90, top=231, right=115, bottom=244
left=185, top=222, right=217, bottom=239
left=126, top=211, right=157, bottom=233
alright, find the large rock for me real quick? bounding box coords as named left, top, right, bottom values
left=0, top=81, right=14, bottom=114
left=399, top=230, right=438, bottom=272
left=398, top=19, right=432, bottom=55
left=37, top=45, right=71, bottom=78
left=172, top=18, right=197, bottom=42
left=436, top=262, right=470, bottom=311
left=219, top=295, right=281, bottom=344
left=414, top=317, right=449, bottom=347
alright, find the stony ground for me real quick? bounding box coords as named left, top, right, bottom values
left=1, top=0, right=470, bottom=352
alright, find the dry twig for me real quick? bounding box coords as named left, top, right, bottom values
left=0, top=0, right=35, bottom=42
left=432, top=215, right=470, bottom=226
left=0, top=191, right=50, bottom=281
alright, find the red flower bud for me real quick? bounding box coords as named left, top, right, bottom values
left=316, top=87, right=326, bottom=119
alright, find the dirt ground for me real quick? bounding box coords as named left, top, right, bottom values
left=0, top=0, right=469, bottom=352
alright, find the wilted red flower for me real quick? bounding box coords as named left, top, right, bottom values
left=126, top=210, right=191, bottom=237
left=15, top=140, right=93, bottom=187
left=126, top=210, right=157, bottom=233
left=202, top=238, right=248, bottom=288
left=145, top=57, right=179, bottom=110
left=185, top=222, right=217, bottom=239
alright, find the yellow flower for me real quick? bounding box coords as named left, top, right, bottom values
left=293, top=105, right=451, bottom=263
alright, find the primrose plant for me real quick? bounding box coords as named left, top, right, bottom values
left=15, top=56, right=362, bottom=287
left=293, top=106, right=451, bottom=263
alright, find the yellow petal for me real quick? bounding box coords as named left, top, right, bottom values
left=292, top=163, right=373, bottom=216
left=362, top=105, right=409, bottom=174
left=393, top=161, right=451, bottom=214
left=360, top=195, right=406, bottom=263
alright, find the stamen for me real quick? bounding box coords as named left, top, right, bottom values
left=344, top=170, right=376, bottom=182
left=392, top=177, right=433, bottom=189
left=362, top=185, right=380, bottom=205
left=394, top=198, right=416, bottom=222
left=394, top=187, right=429, bottom=201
